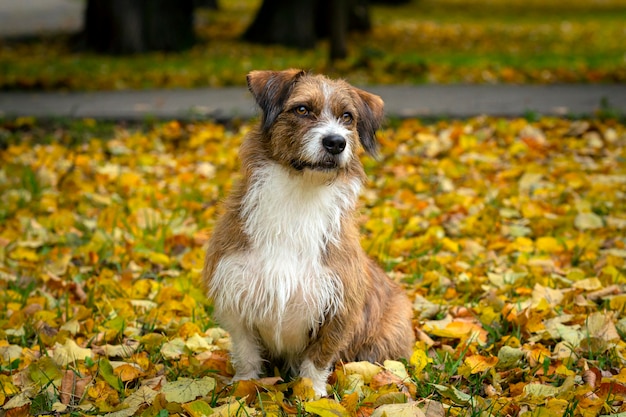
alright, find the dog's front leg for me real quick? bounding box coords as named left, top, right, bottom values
left=300, top=317, right=349, bottom=397
left=222, top=318, right=264, bottom=382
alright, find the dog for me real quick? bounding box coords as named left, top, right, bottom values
left=203, top=69, right=414, bottom=397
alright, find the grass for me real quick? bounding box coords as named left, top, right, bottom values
left=0, top=0, right=625, bottom=90
left=1, top=116, right=626, bottom=415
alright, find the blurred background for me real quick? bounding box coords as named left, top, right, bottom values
left=0, top=0, right=625, bottom=91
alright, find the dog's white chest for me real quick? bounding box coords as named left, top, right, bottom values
left=211, top=164, right=360, bottom=354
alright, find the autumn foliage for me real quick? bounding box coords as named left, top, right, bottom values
left=1, top=116, right=626, bottom=416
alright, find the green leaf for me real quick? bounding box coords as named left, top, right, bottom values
left=430, top=384, right=474, bottom=406
left=497, top=345, right=524, bottom=369
left=28, top=356, right=62, bottom=387
left=99, top=357, right=123, bottom=392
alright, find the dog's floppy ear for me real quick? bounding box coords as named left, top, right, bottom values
left=247, top=69, right=306, bottom=131
left=353, top=88, right=384, bottom=157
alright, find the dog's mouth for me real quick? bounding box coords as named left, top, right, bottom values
left=291, top=158, right=339, bottom=171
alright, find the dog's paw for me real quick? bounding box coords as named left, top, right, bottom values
left=312, top=380, right=329, bottom=398
left=299, top=358, right=330, bottom=398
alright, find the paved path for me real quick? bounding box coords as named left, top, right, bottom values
left=0, top=0, right=83, bottom=37
left=1, top=85, right=624, bottom=120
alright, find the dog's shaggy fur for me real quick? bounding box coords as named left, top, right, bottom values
left=203, top=69, right=414, bottom=396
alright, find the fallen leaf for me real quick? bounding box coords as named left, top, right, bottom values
left=430, top=384, right=474, bottom=406
left=371, top=403, right=426, bottom=417
left=464, top=355, right=498, bottom=374
left=574, top=212, right=603, bottom=230
left=342, top=361, right=382, bottom=383
left=182, top=399, right=215, bottom=417
left=304, top=398, right=350, bottom=417
left=161, top=376, right=216, bottom=403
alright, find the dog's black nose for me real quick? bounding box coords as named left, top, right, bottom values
left=322, top=135, right=346, bottom=155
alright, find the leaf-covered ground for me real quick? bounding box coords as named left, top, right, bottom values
left=1, top=115, right=626, bottom=416
left=1, top=0, right=625, bottom=91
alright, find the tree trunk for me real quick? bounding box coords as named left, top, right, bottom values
left=243, top=0, right=317, bottom=49
left=329, top=0, right=348, bottom=61
left=84, top=0, right=195, bottom=54
left=244, top=0, right=371, bottom=51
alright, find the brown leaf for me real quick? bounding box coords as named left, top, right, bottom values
left=370, top=370, right=405, bottom=390
left=4, top=404, right=31, bottom=417
left=582, top=367, right=601, bottom=389
left=60, top=370, right=91, bottom=405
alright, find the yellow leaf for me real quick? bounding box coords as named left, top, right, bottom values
left=114, top=363, right=144, bottom=382
left=554, top=364, right=575, bottom=376
left=508, top=236, right=534, bottom=253
left=52, top=339, right=93, bottom=366
left=383, top=360, right=410, bottom=381
left=521, top=201, right=545, bottom=219
left=0, top=374, right=19, bottom=396
left=160, top=337, right=186, bottom=360
left=119, top=385, right=158, bottom=413
left=526, top=344, right=551, bottom=367
left=609, top=295, right=626, bottom=311
left=292, top=377, right=316, bottom=401
left=426, top=321, right=488, bottom=344
left=134, top=207, right=163, bottom=230
left=600, top=265, right=626, bottom=284
left=523, top=379, right=576, bottom=400
left=178, top=321, right=202, bottom=339
left=545, top=398, right=570, bottom=415
left=342, top=361, right=382, bottom=383
left=119, top=171, right=142, bottom=188
left=181, top=247, right=205, bottom=271
left=371, top=403, right=426, bottom=417
left=572, top=278, right=602, bottom=291
left=586, top=311, right=620, bottom=342
left=9, top=247, right=39, bottom=262
left=182, top=399, right=215, bottom=417
left=464, top=355, right=498, bottom=374
left=440, top=237, right=460, bottom=253
left=143, top=251, right=171, bottom=266
left=305, top=398, right=350, bottom=417
left=409, top=348, right=432, bottom=376
left=212, top=399, right=256, bottom=417
left=185, top=333, right=212, bottom=353
left=531, top=284, right=563, bottom=309
left=535, top=236, right=561, bottom=253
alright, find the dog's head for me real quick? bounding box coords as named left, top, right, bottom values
left=247, top=69, right=384, bottom=174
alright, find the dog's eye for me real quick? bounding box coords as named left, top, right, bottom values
left=341, top=112, right=353, bottom=124
left=294, top=106, right=309, bottom=116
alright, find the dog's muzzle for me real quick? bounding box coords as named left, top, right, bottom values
left=290, top=134, right=347, bottom=172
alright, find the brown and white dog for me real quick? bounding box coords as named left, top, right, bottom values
left=203, top=69, right=414, bottom=397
